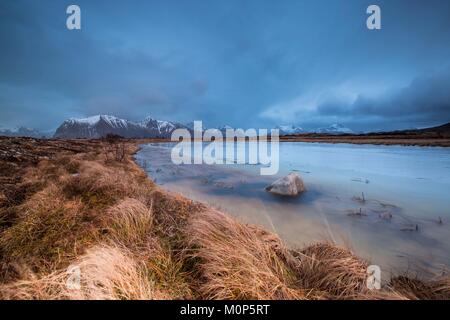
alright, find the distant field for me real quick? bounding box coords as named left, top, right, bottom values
left=280, top=123, right=450, bottom=147
left=139, top=132, right=450, bottom=147
left=279, top=133, right=450, bottom=147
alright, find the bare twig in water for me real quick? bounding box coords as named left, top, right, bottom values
left=351, top=178, right=370, bottom=184
left=347, top=208, right=367, bottom=217
left=351, top=192, right=366, bottom=204
left=401, top=224, right=420, bottom=232
left=372, top=199, right=398, bottom=209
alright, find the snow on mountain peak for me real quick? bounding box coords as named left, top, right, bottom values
left=317, top=123, right=353, bottom=134
left=157, top=120, right=174, bottom=129
left=64, top=115, right=128, bottom=128
left=275, top=125, right=304, bottom=135
left=67, top=115, right=101, bottom=126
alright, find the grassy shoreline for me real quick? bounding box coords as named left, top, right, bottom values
left=0, top=137, right=449, bottom=300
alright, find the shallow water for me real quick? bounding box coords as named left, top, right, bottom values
left=135, top=142, right=450, bottom=278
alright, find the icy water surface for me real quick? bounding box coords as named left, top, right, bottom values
left=136, top=142, right=450, bottom=278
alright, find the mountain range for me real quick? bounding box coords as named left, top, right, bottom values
left=0, top=127, right=49, bottom=138
left=53, top=115, right=186, bottom=139
left=316, top=123, right=354, bottom=134
left=3, top=114, right=448, bottom=139
left=275, top=125, right=305, bottom=135
left=53, top=115, right=356, bottom=139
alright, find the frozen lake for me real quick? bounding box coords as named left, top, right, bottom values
left=136, top=142, right=450, bottom=278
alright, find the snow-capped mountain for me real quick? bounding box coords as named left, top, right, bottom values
left=140, top=117, right=186, bottom=137
left=275, top=125, right=304, bottom=135
left=316, top=123, right=354, bottom=134
left=54, top=115, right=186, bottom=139
left=0, top=127, right=48, bottom=138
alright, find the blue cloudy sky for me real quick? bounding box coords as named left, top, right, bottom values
left=1, top=0, right=450, bottom=132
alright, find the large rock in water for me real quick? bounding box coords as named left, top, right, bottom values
left=265, top=172, right=306, bottom=196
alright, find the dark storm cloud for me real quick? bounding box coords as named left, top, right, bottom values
left=0, top=0, right=209, bottom=129
left=356, top=71, right=450, bottom=120
left=314, top=69, right=450, bottom=129
left=1, top=0, right=450, bottom=131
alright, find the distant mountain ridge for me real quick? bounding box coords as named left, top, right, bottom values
left=365, top=122, right=450, bottom=135
left=416, top=122, right=450, bottom=134
left=275, top=125, right=304, bottom=135
left=0, top=127, right=49, bottom=138
left=316, top=123, right=354, bottom=134
left=272, top=123, right=354, bottom=135
left=53, top=115, right=186, bottom=139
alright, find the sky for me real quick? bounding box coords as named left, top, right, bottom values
left=1, top=0, right=450, bottom=132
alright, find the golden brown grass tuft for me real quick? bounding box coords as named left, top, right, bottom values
left=0, top=244, right=167, bottom=300
left=62, top=161, right=140, bottom=207
left=185, top=209, right=306, bottom=300
left=102, top=197, right=192, bottom=299
left=0, top=184, right=99, bottom=272
left=139, top=238, right=193, bottom=299
left=390, top=276, right=450, bottom=300
left=105, top=198, right=153, bottom=246
left=292, top=243, right=369, bottom=299
left=150, top=189, right=200, bottom=245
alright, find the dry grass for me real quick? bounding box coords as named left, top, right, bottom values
left=100, top=196, right=192, bottom=299
left=105, top=198, right=153, bottom=246
left=0, top=245, right=166, bottom=300
left=0, top=184, right=99, bottom=272
left=292, top=243, right=369, bottom=299
left=183, top=209, right=405, bottom=300
left=62, top=161, right=146, bottom=208
left=150, top=189, right=200, bottom=246
left=0, top=137, right=449, bottom=300
left=185, top=209, right=306, bottom=299
left=390, top=276, right=450, bottom=300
